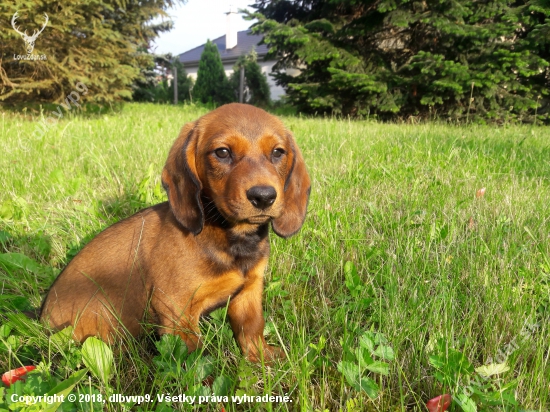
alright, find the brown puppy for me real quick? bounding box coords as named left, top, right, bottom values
left=40, top=103, right=310, bottom=362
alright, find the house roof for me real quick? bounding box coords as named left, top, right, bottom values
left=178, top=30, right=268, bottom=67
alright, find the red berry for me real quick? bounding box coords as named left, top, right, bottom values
left=426, top=394, right=451, bottom=412
left=1, top=366, right=36, bottom=387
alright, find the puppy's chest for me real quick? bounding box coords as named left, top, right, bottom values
left=204, top=226, right=270, bottom=275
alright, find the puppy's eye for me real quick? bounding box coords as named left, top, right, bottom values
left=272, top=148, right=285, bottom=159
left=214, top=148, right=231, bottom=159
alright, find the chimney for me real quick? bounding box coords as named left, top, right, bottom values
left=226, top=7, right=238, bottom=49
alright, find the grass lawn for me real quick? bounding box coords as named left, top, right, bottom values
left=0, top=103, right=549, bottom=411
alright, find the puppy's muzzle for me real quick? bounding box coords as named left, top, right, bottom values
left=246, top=185, right=277, bottom=210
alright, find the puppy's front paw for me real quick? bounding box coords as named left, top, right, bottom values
left=266, top=344, right=286, bottom=361
left=247, top=343, right=286, bottom=364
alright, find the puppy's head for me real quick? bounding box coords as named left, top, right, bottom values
left=162, top=103, right=310, bottom=238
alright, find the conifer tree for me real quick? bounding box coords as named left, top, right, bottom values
left=250, top=0, right=550, bottom=122
left=0, top=0, right=184, bottom=104
left=133, top=53, right=172, bottom=103
left=193, top=40, right=235, bottom=105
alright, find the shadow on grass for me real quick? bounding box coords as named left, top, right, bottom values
left=0, top=230, right=57, bottom=313
left=0, top=102, right=124, bottom=121
left=0, top=100, right=215, bottom=122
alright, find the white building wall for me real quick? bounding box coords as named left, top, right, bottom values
left=186, top=66, right=199, bottom=79
left=184, top=60, right=287, bottom=101
left=258, top=60, right=286, bottom=101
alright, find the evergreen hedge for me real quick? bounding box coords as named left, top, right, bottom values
left=193, top=40, right=235, bottom=105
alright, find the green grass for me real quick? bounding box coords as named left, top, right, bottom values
left=1, top=103, right=549, bottom=411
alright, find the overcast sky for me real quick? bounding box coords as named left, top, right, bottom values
left=152, top=0, right=257, bottom=56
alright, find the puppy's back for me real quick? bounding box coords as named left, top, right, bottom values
left=40, top=203, right=170, bottom=341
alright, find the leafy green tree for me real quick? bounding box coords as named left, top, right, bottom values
left=169, top=60, right=194, bottom=103
left=250, top=0, right=550, bottom=122
left=229, top=49, right=271, bottom=107
left=0, top=0, right=184, bottom=104
left=133, top=53, right=171, bottom=103
left=133, top=54, right=193, bottom=103
left=193, top=40, right=235, bottom=105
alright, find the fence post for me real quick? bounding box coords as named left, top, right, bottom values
left=239, top=65, right=244, bottom=103
left=173, top=61, right=178, bottom=105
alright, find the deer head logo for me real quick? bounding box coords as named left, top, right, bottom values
left=11, top=12, right=49, bottom=55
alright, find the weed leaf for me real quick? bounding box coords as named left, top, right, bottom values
left=337, top=361, right=380, bottom=398
left=212, top=375, right=232, bottom=396
left=193, top=356, right=214, bottom=381
left=475, top=362, right=510, bottom=377
left=358, top=333, right=375, bottom=353
left=365, top=361, right=389, bottom=375
left=344, top=261, right=363, bottom=297
left=373, top=345, right=395, bottom=361
left=358, top=377, right=379, bottom=399
left=0, top=253, right=42, bottom=275
left=42, top=368, right=88, bottom=412
left=0, top=230, right=11, bottom=246
left=82, top=337, right=113, bottom=385
left=455, top=393, right=477, bottom=412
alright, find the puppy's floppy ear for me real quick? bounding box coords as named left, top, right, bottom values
left=272, top=133, right=311, bottom=238
left=161, top=122, right=204, bottom=235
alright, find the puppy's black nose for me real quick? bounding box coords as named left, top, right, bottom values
left=246, top=185, right=277, bottom=209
